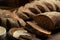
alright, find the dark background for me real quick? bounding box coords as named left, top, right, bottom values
left=0, top=0, right=33, bottom=7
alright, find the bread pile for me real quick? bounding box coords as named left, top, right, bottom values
left=0, top=0, right=60, bottom=40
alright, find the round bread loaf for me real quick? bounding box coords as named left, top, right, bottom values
left=33, top=12, right=60, bottom=31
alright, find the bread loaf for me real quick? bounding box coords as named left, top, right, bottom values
left=33, top=12, right=60, bottom=31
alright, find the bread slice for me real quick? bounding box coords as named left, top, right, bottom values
left=24, top=21, right=51, bottom=37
